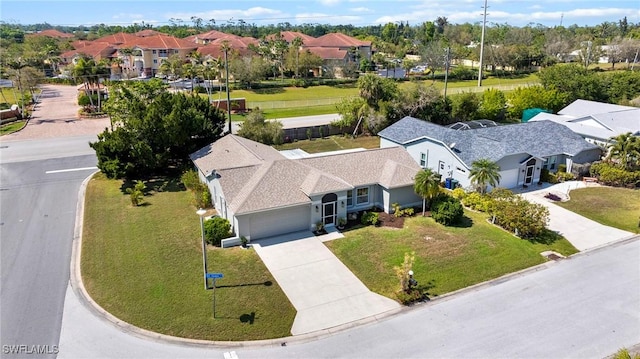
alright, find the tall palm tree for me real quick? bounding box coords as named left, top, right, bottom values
left=414, top=168, right=441, bottom=216
left=607, top=132, right=640, bottom=170
left=291, top=36, right=304, bottom=79
left=469, top=158, right=501, bottom=194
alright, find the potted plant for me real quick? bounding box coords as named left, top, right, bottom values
left=315, top=221, right=325, bottom=235
left=337, top=217, right=347, bottom=230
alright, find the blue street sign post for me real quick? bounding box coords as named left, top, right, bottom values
left=205, top=273, right=223, bottom=318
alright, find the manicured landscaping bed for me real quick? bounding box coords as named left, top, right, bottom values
left=558, top=187, right=640, bottom=233
left=81, top=173, right=296, bottom=341
left=326, top=210, right=578, bottom=301
left=275, top=135, right=380, bottom=153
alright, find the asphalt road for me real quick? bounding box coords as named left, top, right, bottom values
left=1, top=146, right=96, bottom=358
left=58, top=237, right=640, bottom=358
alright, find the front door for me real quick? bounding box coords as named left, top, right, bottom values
left=524, top=165, right=534, bottom=185
left=323, top=202, right=336, bottom=226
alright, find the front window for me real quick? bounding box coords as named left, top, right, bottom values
left=158, top=49, right=168, bottom=57
left=346, top=190, right=353, bottom=207
left=356, top=187, right=369, bottom=205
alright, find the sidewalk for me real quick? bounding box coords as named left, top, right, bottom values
left=519, top=181, right=635, bottom=251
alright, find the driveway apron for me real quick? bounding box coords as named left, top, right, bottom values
left=251, top=230, right=401, bottom=335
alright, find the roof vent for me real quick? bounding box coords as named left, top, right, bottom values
left=449, top=142, right=456, bottom=149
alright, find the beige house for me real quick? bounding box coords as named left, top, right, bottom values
left=190, top=135, right=422, bottom=242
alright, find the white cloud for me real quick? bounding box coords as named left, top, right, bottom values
left=295, top=12, right=363, bottom=25
left=350, top=7, right=373, bottom=13
left=318, top=0, right=342, bottom=5
left=167, top=7, right=286, bottom=24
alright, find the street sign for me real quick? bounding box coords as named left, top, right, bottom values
left=206, top=272, right=224, bottom=279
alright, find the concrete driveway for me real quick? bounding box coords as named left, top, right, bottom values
left=251, top=230, right=401, bottom=335
left=520, top=181, right=635, bottom=251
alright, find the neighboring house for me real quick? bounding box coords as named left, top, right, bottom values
left=529, top=99, right=640, bottom=146
left=378, top=116, right=602, bottom=190
left=60, top=42, right=117, bottom=64
left=62, top=32, right=198, bottom=78
left=190, top=135, right=422, bottom=241
left=305, top=33, right=372, bottom=61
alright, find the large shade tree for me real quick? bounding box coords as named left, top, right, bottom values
left=414, top=168, right=441, bottom=216
left=91, top=80, right=226, bottom=179
left=469, top=159, right=501, bottom=194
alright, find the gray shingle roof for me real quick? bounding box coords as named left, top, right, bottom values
left=191, top=137, right=421, bottom=214
left=189, top=134, right=285, bottom=177
left=379, top=116, right=599, bottom=167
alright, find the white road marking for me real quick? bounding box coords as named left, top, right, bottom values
left=45, top=166, right=98, bottom=174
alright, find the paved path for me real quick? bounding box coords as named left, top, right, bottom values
left=2, top=85, right=110, bottom=141
left=520, top=181, right=635, bottom=251
left=251, top=230, right=401, bottom=335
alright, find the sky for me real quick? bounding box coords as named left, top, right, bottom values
left=1, top=0, right=639, bottom=28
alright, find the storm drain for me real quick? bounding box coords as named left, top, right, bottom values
left=540, top=251, right=566, bottom=261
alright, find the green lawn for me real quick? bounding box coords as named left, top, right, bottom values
left=81, top=174, right=296, bottom=341
left=558, top=187, right=640, bottom=233
left=1, top=88, right=20, bottom=104
left=274, top=135, right=380, bottom=153
left=0, top=120, right=26, bottom=136
left=325, top=210, right=578, bottom=300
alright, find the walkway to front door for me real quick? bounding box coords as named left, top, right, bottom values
left=252, top=229, right=401, bottom=335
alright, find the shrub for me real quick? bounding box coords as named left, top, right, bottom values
left=591, top=162, right=640, bottom=187
left=540, top=168, right=550, bottom=182
left=361, top=211, right=379, bottom=226
left=431, top=196, right=464, bottom=226
left=493, top=197, right=549, bottom=238
left=451, top=187, right=467, bottom=200
left=462, top=192, right=491, bottom=212
left=557, top=164, right=567, bottom=173
left=181, top=169, right=211, bottom=208
left=125, top=180, right=145, bottom=206
left=180, top=169, right=200, bottom=190
left=403, top=208, right=415, bottom=217
left=204, top=217, right=231, bottom=246
left=556, top=171, right=575, bottom=182
left=392, top=203, right=402, bottom=217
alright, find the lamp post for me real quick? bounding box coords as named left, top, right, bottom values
left=196, top=208, right=208, bottom=290
left=408, top=270, right=417, bottom=290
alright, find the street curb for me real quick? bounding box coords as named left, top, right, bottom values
left=69, top=172, right=640, bottom=349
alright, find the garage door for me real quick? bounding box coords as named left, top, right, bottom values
left=499, top=169, right=520, bottom=189
left=248, top=205, right=311, bottom=240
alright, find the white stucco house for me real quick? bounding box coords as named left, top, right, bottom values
left=529, top=99, right=640, bottom=147
left=190, top=135, right=422, bottom=241
left=378, top=116, right=602, bottom=190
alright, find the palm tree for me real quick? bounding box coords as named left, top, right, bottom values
left=414, top=168, right=441, bottom=216
left=607, top=132, right=640, bottom=170
left=291, top=36, right=304, bottom=79
left=469, top=159, right=501, bottom=194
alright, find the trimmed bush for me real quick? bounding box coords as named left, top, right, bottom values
left=361, top=211, right=380, bottom=226
left=462, top=192, right=492, bottom=212
left=431, top=196, right=464, bottom=226
left=591, top=162, right=640, bottom=187
left=204, top=217, right=232, bottom=246
left=451, top=187, right=467, bottom=200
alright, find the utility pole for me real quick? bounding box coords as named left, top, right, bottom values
left=477, top=0, right=488, bottom=87
left=223, top=46, right=232, bottom=134
left=443, top=47, right=451, bottom=99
